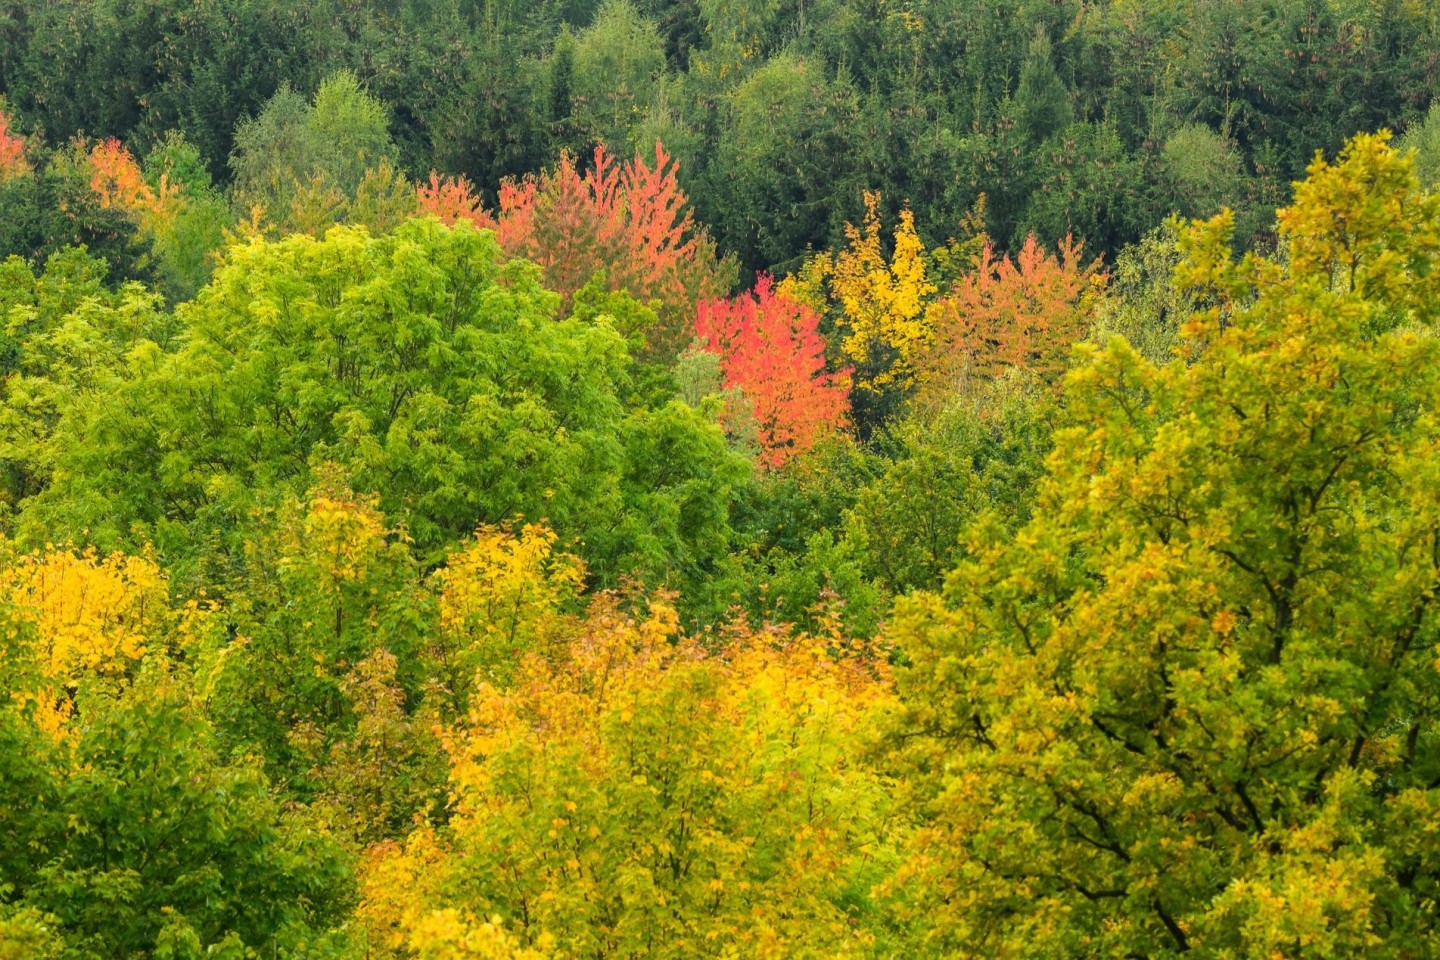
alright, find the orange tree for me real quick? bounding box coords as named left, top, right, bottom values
left=916, top=234, right=1103, bottom=403
left=420, top=144, right=735, bottom=361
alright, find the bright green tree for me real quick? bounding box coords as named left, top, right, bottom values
left=15, top=219, right=746, bottom=590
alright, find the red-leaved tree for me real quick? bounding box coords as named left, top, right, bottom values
left=415, top=171, right=495, bottom=230
left=919, top=234, right=1102, bottom=400
left=0, top=110, right=28, bottom=182
left=416, top=143, right=733, bottom=359
left=695, top=275, right=851, bottom=468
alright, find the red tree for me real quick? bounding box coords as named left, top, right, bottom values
left=0, top=110, right=28, bottom=182
left=695, top=275, right=851, bottom=468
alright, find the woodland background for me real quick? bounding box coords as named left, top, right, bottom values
left=0, top=1, right=1439, bottom=958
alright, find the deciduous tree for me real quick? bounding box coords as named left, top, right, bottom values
left=917, top=233, right=1102, bottom=401
left=695, top=275, right=850, bottom=467
left=360, top=597, right=900, bottom=958
left=886, top=133, right=1440, bottom=958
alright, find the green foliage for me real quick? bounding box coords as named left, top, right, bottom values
left=142, top=132, right=233, bottom=299
left=845, top=372, right=1056, bottom=595
left=11, top=219, right=745, bottom=592
left=1401, top=101, right=1440, bottom=192
left=568, top=0, right=667, bottom=151
left=1089, top=221, right=1195, bottom=365
left=1162, top=123, right=1246, bottom=220
left=707, top=53, right=859, bottom=273
left=887, top=133, right=1440, bottom=957
left=0, top=248, right=172, bottom=509
left=0, top=147, right=150, bottom=284
left=0, top=547, right=357, bottom=958
left=1014, top=28, right=1072, bottom=146
left=230, top=72, right=396, bottom=232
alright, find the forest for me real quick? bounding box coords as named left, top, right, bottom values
left=0, top=0, right=1439, bottom=956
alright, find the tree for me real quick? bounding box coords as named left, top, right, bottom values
left=917, top=233, right=1102, bottom=402
left=1014, top=27, right=1072, bottom=146
left=83, top=134, right=236, bottom=300
left=782, top=191, right=936, bottom=396
left=417, top=143, right=733, bottom=360
left=694, top=275, right=850, bottom=467
left=416, top=171, right=495, bottom=230
left=498, top=142, right=735, bottom=360
left=1162, top=123, right=1246, bottom=220
left=0, top=247, right=171, bottom=508
left=14, top=218, right=746, bottom=593
left=358, top=596, right=900, bottom=958
left=230, top=72, right=398, bottom=234
left=1400, top=101, right=1440, bottom=192
left=0, top=139, right=151, bottom=283
left=707, top=54, right=861, bottom=274
left=886, top=134, right=1440, bottom=956
left=568, top=0, right=666, bottom=151
left=843, top=371, right=1056, bottom=595
left=0, top=544, right=356, bottom=957
left=1090, top=221, right=1195, bottom=365
left=0, top=108, right=31, bottom=182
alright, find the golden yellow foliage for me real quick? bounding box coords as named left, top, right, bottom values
left=0, top=547, right=172, bottom=735
left=281, top=486, right=392, bottom=588
left=428, top=524, right=584, bottom=695
left=434, top=525, right=583, bottom=649
left=783, top=191, right=936, bottom=392
left=359, top=598, right=900, bottom=958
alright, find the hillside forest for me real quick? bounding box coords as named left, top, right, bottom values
left=2, top=0, right=1440, bottom=957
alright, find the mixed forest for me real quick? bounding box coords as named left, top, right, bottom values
left=1, top=0, right=1440, bottom=956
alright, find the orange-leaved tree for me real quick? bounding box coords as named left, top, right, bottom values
left=417, top=143, right=734, bottom=359
left=695, top=274, right=851, bottom=467
left=0, top=108, right=30, bottom=182
left=415, top=171, right=495, bottom=231
left=917, top=233, right=1103, bottom=402
left=85, top=138, right=178, bottom=229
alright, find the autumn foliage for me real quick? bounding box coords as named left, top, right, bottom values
left=417, top=143, right=733, bottom=358
left=0, top=109, right=29, bottom=182
left=695, top=275, right=850, bottom=467
left=782, top=191, right=936, bottom=393
left=917, top=234, right=1103, bottom=400
left=359, top=596, right=896, bottom=958
left=416, top=170, right=494, bottom=231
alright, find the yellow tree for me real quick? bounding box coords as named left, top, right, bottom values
left=0, top=544, right=178, bottom=735
left=359, top=596, right=902, bottom=958
left=429, top=523, right=586, bottom=698
left=782, top=191, right=936, bottom=393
